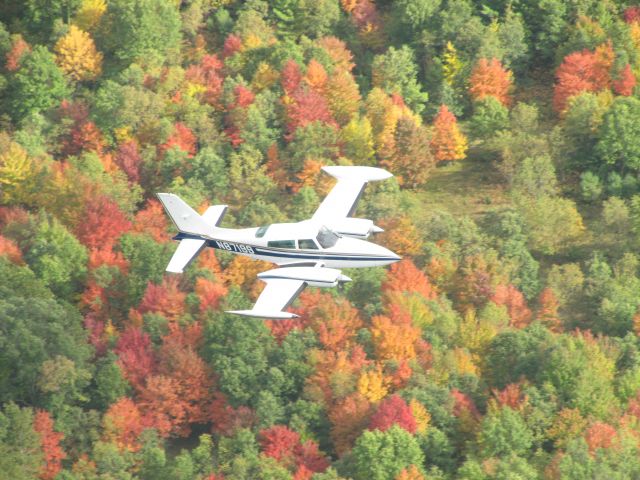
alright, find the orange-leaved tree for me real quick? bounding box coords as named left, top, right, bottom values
left=491, top=284, right=532, bottom=328
left=318, top=36, right=355, bottom=72
left=536, top=287, right=561, bottom=332
left=469, top=58, right=513, bottom=106
left=139, top=323, right=213, bottom=436
left=137, top=276, right=186, bottom=322
left=195, top=277, right=228, bottom=313
left=160, top=122, right=197, bottom=157
left=304, top=59, right=328, bottom=94
left=328, top=392, right=372, bottom=455
left=294, top=290, right=363, bottom=352
left=371, top=307, right=422, bottom=363
left=430, top=104, right=467, bottom=163
left=395, top=465, right=426, bottom=480
left=382, top=259, right=438, bottom=302
left=102, top=397, right=147, bottom=451
left=131, top=199, right=169, bottom=243
left=33, top=410, right=66, bottom=480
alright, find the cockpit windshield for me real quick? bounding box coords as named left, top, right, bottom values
left=316, top=226, right=339, bottom=248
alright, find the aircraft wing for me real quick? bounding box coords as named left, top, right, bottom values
left=227, top=266, right=351, bottom=319
left=312, top=166, right=393, bottom=222
left=228, top=278, right=305, bottom=319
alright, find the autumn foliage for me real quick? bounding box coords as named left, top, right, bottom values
left=75, top=195, right=131, bottom=249
left=33, top=410, right=66, bottom=480
left=613, top=64, right=636, bottom=96
left=5, top=35, right=30, bottom=71
left=430, top=104, right=468, bottom=162
left=369, top=394, right=417, bottom=433
left=469, top=58, right=513, bottom=106
left=260, top=425, right=330, bottom=474
left=3, top=1, right=640, bottom=477
left=54, top=25, right=102, bottom=81
left=553, top=42, right=614, bottom=112
left=382, top=259, right=437, bottom=300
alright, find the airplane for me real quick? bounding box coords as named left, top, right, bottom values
left=157, top=165, right=400, bottom=319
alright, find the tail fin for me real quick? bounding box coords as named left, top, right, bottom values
left=158, top=193, right=228, bottom=273
left=157, top=193, right=212, bottom=237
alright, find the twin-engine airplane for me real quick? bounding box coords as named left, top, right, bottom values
left=157, top=166, right=400, bottom=319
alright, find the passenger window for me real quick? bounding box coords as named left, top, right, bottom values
left=267, top=240, right=296, bottom=249
left=298, top=239, right=319, bottom=250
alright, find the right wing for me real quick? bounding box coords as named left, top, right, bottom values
left=227, top=266, right=351, bottom=319
left=312, top=166, right=393, bottom=223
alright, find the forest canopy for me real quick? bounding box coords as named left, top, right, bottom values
left=2, top=0, right=640, bottom=479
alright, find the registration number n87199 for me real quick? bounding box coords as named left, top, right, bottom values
left=213, top=240, right=255, bottom=254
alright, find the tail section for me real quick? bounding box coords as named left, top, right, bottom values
left=157, top=193, right=213, bottom=237
left=157, top=193, right=228, bottom=273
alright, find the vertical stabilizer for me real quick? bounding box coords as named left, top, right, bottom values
left=158, top=193, right=228, bottom=273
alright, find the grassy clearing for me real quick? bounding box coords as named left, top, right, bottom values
left=405, top=156, right=510, bottom=222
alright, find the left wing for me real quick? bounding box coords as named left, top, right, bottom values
left=227, top=278, right=305, bottom=319
left=227, top=266, right=351, bottom=319
left=312, top=166, right=392, bottom=223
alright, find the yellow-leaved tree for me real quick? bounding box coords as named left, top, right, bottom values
left=54, top=25, right=103, bottom=81
left=74, top=0, right=107, bottom=31
left=0, top=142, right=43, bottom=206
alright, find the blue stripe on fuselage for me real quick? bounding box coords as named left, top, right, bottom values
left=171, top=233, right=396, bottom=262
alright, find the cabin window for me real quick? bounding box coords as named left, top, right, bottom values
left=256, top=225, right=269, bottom=238
left=268, top=240, right=296, bottom=249
left=316, top=226, right=339, bottom=248
left=298, top=239, right=319, bottom=250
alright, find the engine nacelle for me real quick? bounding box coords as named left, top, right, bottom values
left=328, top=218, right=382, bottom=239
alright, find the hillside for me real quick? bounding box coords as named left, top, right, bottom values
left=2, top=1, right=640, bottom=479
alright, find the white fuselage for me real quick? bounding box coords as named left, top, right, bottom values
left=175, top=220, right=400, bottom=268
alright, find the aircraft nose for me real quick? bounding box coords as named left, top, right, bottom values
left=372, top=242, right=401, bottom=263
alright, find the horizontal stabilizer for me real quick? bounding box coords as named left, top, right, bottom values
left=202, top=204, right=228, bottom=227
left=166, top=238, right=206, bottom=273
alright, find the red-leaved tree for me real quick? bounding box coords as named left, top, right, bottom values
left=75, top=195, right=131, bottom=250
left=553, top=42, right=614, bottom=112
left=369, top=394, right=417, bottom=433
left=115, top=327, right=157, bottom=392
left=613, top=64, right=636, bottom=96
left=114, top=140, right=142, bottom=183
